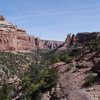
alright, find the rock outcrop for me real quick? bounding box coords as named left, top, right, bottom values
left=42, top=62, right=96, bottom=100
left=0, top=15, right=5, bottom=21
left=76, top=32, right=100, bottom=44
left=60, top=32, right=100, bottom=50
left=42, top=47, right=100, bottom=100
left=39, top=40, right=63, bottom=49
left=0, top=15, right=63, bottom=52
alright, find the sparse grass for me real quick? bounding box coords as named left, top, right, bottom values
left=98, top=96, right=100, bottom=99
left=67, top=63, right=74, bottom=71
left=83, top=73, right=96, bottom=87
left=0, top=50, right=60, bottom=100
left=76, top=65, right=85, bottom=69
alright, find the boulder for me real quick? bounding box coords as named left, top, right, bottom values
left=67, top=90, right=94, bottom=100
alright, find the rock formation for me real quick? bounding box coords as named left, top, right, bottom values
left=59, top=32, right=100, bottom=50
left=42, top=62, right=96, bottom=100
left=76, top=32, right=100, bottom=44
left=0, top=15, right=63, bottom=52
left=42, top=49, right=100, bottom=100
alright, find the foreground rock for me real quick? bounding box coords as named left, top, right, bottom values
left=42, top=62, right=99, bottom=100
left=68, top=90, right=94, bottom=100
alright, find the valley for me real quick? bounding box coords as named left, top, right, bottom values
left=0, top=15, right=100, bottom=100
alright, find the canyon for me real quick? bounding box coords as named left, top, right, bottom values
left=0, top=15, right=100, bottom=100
left=0, top=15, right=63, bottom=52
left=0, top=15, right=100, bottom=52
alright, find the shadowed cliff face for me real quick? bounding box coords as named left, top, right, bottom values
left=0, top=15, right=63, bottom=52
left=76, top=32, right=100, bottom=44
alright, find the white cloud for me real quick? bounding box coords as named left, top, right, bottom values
left=7, top=8, right=100, bottom=21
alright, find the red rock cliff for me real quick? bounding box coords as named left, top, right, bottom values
left=59, top=32, right=100, bottom=50
left=0, top=15, right=63, bottom=52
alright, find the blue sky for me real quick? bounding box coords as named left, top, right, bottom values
left=0, top=0, right=100, bottom=41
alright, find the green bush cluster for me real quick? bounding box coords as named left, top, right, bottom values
left=0, top=50, right=59, bottom=100
left=83, top=73, right=96, bottom=87
left=20, top=63, right=59, bottom=100
left=85, top=36, right=100, bottom=51
left=42, top=49, right=81, bottom=65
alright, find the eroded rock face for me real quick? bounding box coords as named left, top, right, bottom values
left=0, top=15, right=5, bottom=21
left=0, top=29, right=36, bottom=52
left=76, top=32, right=100, bottom=44
left=0, top=15, right=63, bottom=52
left=60, top=32, right=100, bottom=50
left=42, top=62, right=95, bottom=100
left=40, top=40, right=63, bottom=49
left=64, top=33, right=72, bottom=46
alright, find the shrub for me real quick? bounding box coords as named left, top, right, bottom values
left=67, top=63, right=74, bottom=71
left=85, top=36, right=100, bottom=52
left=83, top=73, right=96, bottom=87
left=21, top=63, right=59, bottom=100
left=0, top=49, right=60, bottom=100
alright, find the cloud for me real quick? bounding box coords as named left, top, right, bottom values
left=7, top=8, right=100, bottom=21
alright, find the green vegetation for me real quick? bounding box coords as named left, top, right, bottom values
left=83, top=73, right=96, bottom=87
left=1, top=36, right=99, bottom=100
left=85, top=36, right=100, bottom=79
left=21, top=66, right=59, bottom=100
left=0, top=50, right=59, bottom=100
left=42, top=49, right=81, bottom=65
left=67, top=63, right=75, bottom=71
left=85, top=36, right=100, bottom=51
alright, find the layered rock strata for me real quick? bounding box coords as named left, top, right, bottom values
left=60, top=32, right=100, bottom=49
left=0, top=15, right=63, bottom=52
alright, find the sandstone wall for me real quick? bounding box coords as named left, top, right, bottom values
left=0, top=15, right=63, bottom=52
left=61, top=32, right=100, bottom=49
